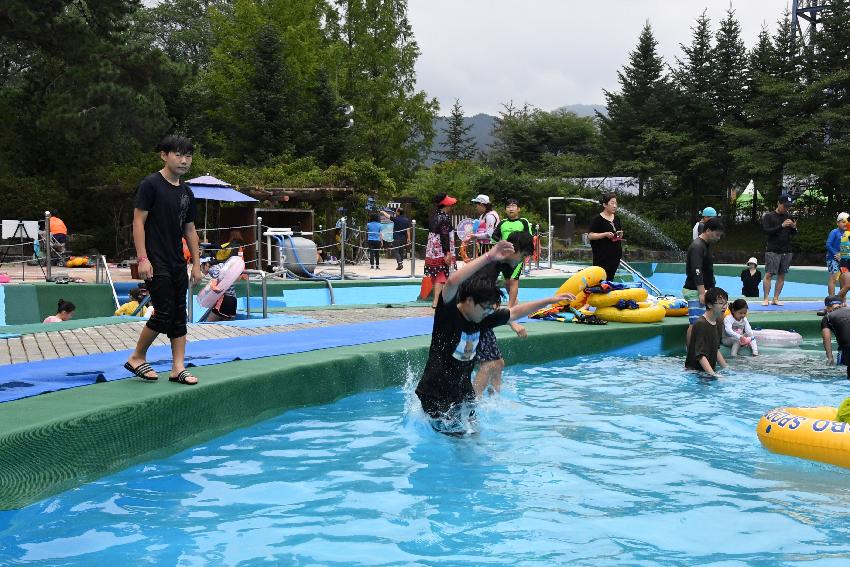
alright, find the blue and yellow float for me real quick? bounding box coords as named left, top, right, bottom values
left=757, top=407, right=850, bottom=469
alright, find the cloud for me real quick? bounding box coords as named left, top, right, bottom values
left=409, top=0, right=786, bottom=115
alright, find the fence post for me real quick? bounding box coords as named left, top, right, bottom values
left=255, top=215, right=263, bottom=270
left=340, top=217, right=347, bottom=280
left=548, top=225, right=554, bottom=269
left=410, top=220, right=416, bottom=278
left=535, top=224, right=540, bottom=270
left=44, top=211, right=52, bottom=281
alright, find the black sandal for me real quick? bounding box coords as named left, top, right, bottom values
left=169, top=369, right=198, bottom=385
left=124, top=361, right=158, bottom=381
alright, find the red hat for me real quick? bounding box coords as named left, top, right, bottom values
left=438, top=195, right=457, bottom=206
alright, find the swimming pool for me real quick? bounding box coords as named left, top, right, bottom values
left=643, top=271, right=826, bottom=299
left=2, top=341, right=848, bottom=565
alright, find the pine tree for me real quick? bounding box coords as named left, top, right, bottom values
left=801, top=0, right=850, bottom=207
left=306, top=67, right=350, bottom=166
left=436, top=99, right=477, bottom=162
left=235, top=24, right=298, bottom=163
left=712, top=7, right=750, bottom=212
left=665, top=11, right=723, bottom=214
left=726, top=11, right=802, bottom=220
left=598, top=22, right=668, bottom=197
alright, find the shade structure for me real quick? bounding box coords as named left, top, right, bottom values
left=186, top=175, right=257, bottom=203
left=189, top=185, right=258, bottom=203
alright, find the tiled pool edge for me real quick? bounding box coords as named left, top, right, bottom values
left=0, top=313, right=820, bottom=510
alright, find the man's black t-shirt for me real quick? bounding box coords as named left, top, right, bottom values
left=134, top=172, right=197, bottom=270
left=763, top=211, right=797, bottom=254
left=415, top=292, right=511, bottom=416
left=684, top=237, right=715, bottom=290
left=393, top=215, right=411, bottom=243
left=685, top=316, right=723, bottom=371
left=822, top=307, right=850, bottom=349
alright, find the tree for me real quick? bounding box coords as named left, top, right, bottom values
left=725, top=12, right=802, bottom=221
left=799, top=0, right=850, bottom=208
left=231, top=23, right=298, bottom=163
left=712, top=8, right=750, bottom=211
left=663, top=11, right=723, bottom=214
left=488, top=103, right=601, bottom=175
left=338, top=0, right=439, bottom=179
left=598, top=22, right=669, bottom=197
left=305, top=67, right=350, bottom=166
left=436, top=99, right=477, bottom=162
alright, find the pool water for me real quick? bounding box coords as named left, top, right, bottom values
left=2, top=344, right=850, bottom=565
left=644, top=272, right=826, bottom=299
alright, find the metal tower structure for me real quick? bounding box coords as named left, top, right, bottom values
left=792, top=0, right=830, bottom=45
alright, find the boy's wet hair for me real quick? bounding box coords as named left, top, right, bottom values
left=457, top=277, right=505, bottom=306
left=703, top=217, right=724, bottom=232
left=705, top=287, right=728, bottom=306
left=730, top=298, right=748, bottom=311
left=507, top=230, right=534, bottom=255
left=157, top=135, right=194, bottom=155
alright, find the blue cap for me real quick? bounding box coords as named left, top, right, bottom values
left=701, top=207, right=718, bottom=217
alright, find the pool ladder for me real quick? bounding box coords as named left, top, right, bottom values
left=618, top=259, right=664, bottom=297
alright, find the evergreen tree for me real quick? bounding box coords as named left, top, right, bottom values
left=598, top=22, right=668, bottom=197
left=661, top=11, right=723, bottom=214
left=436, top=99, right=477, bottom=162
left=712, top=7, right=749, bottom=211
left=801, top=0, right=850, bottom=207
left=233, top=24, right=298, bottom=163
left=726, top=12, right=802, bottom=220
left=306, top=67, right=350, bottom=166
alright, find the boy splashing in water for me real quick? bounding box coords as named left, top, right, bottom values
left=415, top=240, right=573, bottom=434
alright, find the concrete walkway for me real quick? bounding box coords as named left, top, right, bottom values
left=0, top=306, right=433, bottom=365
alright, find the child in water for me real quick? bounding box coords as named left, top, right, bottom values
left=43, top=299, right=75, bottom=323
left=722, top=298, right=758, bottom=357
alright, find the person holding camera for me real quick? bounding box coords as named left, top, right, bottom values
left=762, top=194, right=798, bottom=306
left=588, top=192, right=624, bottom=281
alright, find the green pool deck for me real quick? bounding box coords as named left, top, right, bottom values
left=0, top=311, right=824, bottom=510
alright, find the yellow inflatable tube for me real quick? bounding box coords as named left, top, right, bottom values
left=554, top=266, right=606, bottom=308
left=594, top=303, right=666, bottom=323
left=757, top=407, right=850, bottom=469
left=586, top=287, right=648, bottom=308
left=658, top=297, right=688, bottom=317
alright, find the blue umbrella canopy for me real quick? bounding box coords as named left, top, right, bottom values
left=186, top=175, right=257, bottom=203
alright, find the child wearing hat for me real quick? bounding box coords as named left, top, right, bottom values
left=826, top=213, right=849, bottom=295
left=740, top=257, right=762, bottom=298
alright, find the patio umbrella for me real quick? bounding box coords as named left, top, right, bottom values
left=186, top=175, right=258, bottom=241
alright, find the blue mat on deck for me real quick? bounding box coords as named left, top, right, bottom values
left=205, top=314, right=317, bottom=328
left=0, top=317, right=434, bottom=403
left=746, top=301, right=822, bottom=312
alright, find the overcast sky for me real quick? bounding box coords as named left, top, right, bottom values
left=408, top=0, right=793, bottom=115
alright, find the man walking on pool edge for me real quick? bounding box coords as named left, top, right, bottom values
left=124, top=135, right=202, bottom=385
left=762, top=194, right=798, bottom=306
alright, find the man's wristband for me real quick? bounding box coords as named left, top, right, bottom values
left=138, top=256, right=148, bottom=262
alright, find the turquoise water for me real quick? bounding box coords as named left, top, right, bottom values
left=644, top=272, right=826, bottom=299
left=3, top=342, right=850, bottom=565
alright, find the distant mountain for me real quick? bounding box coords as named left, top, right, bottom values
left=427, top=104, right=606, bottom=164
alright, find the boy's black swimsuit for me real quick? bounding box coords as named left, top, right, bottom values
left=415, top=293, right=510, bottom=419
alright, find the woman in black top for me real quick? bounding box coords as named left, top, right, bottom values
left=587, top=193, right=623, bottom=281
left=740, top=257, right=762, bottom=297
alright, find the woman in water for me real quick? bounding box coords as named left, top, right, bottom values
left=43, top=299, right=75, bottom=323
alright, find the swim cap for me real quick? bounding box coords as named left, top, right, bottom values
left=837, top=397, right=850, bottom=423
